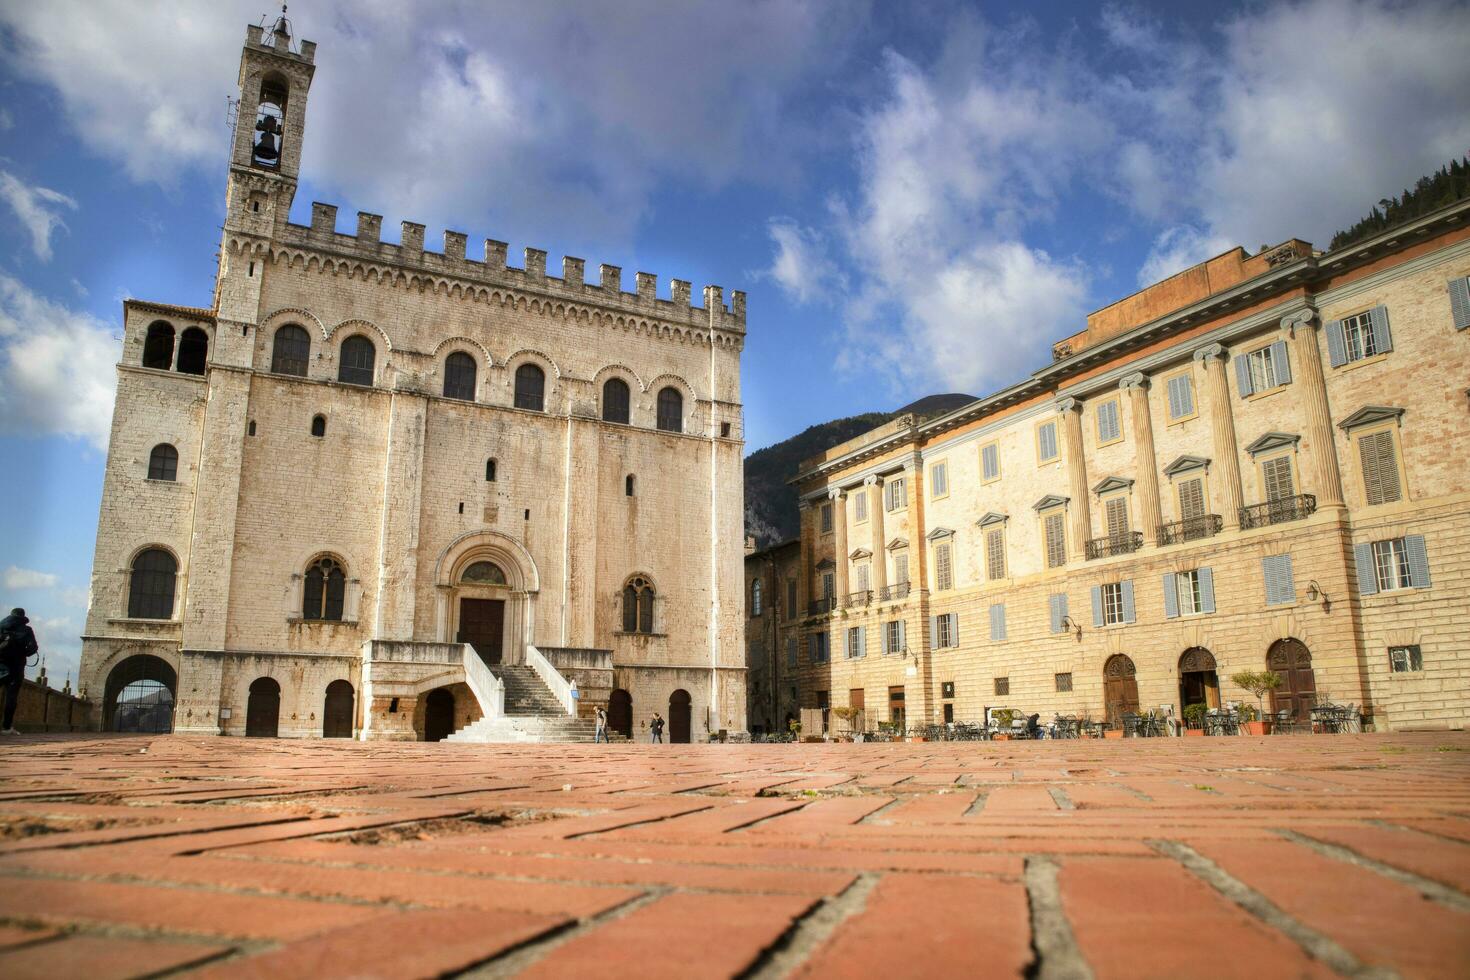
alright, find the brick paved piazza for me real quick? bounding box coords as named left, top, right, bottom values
left=1, top=735, right=1468, bottom=978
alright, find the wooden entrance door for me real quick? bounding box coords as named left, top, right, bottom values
left=323, top=680, right=354, bottom=738
left=888, top=685, right=906, bottom=732
left=458, top=598, right=505, bottom=664
left=1267, top=639, right=1316, bottom=722
left=669, top=689, right=692, bottom=743
left=424, top=688, right=456, bottom=742
left=608, top=689, right=632, bottom=738
left=849, top=688, right=865, bottom=733
left=246, top=677, right=280, bottom=738
left=1178, top=647, right=1220, bottom=710
left=1103, top=655, right=1139, bottom=728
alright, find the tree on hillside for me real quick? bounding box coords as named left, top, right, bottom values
left=1329, top=156, right=1470, bottom=252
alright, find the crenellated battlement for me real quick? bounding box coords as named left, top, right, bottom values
left=288, top=202, right=745, bottom=332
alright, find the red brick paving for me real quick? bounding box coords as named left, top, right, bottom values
left=0, top=733, right=1467, bottom=978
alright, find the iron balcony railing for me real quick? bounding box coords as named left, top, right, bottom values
left=879, top=582, right=911, bottom=601
left=1157, top=514, right=1224, bottom=546
left=1085, top=531, right=1144, bottom=561
left=807, top=596, right=834, bottom=616
left=842, top=589, right=873, bottom=610
left=1239, top=494, right=1317, bottom=530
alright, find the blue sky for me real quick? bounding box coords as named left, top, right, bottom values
left=1, top=0, right=1468, bottom=687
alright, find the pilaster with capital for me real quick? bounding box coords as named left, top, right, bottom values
left=865, top=475, right=887, bottom=595
left=1194, top=343, right=1245, bottom=527
left=796, top=499, right=813, bottom=614
left=1120, top=373, right=1163, bottom=544
left=1284, top=311, right=1345, bottom=508
left=1056, top=397, right=1092, bottom=560
left=829, top=488, right=849, bottom=602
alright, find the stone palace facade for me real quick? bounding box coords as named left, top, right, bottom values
left=79, top=16, right=747, bottom=741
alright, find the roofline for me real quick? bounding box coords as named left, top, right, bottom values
left=124, top=298, right=217, bottom=321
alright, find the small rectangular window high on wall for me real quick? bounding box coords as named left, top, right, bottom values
left=885, top=477, right=907, bottom=511
left=934, top=542, right=953, bottom=591
left=1096, top=398, right=1122, bottom=444
left=930, top=462, right=948, bottom=498
left=994, top=677, right=1009, bottom=696
left=1055, top=672, right=1073, bottom=692
left=1166, top=373, right=1195, bottom=420
left=981, top=442, right=1000, bottom=482
left=1037, top=421, right=1059, bottom=463
left=855, top=491, right=868, bottom=522
left=820, top=503, right=833, bottom=533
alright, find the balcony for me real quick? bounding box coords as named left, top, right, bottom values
left=1157, top=514, right=1224, bottom=546
left=1239, top=494, right=1317, bottom=530
left=807, top=596, right=834, bottom=616
left=842, top=590, right=873, bottom=610
left=1086, top=532, right=1144, bottom=561
left=879, top=582, right=911, bottom=602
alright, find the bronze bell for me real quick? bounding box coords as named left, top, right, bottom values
left=254, top=115, right=280, bottom=162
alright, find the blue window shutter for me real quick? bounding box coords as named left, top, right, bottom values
left=989, top=604, right=1005, bottom=641
left=1326, top=320, right=1347, bottom=367
left=1450, top=278, right=1470, bottom=330
left=1162, top=573, right=1179, bottom=619
left=1091, top=585, right=1104, bottom=627
left=1405, top=535, right=1430, bottom=588
left=898, top=619, right=906, bottom=651
left=1234, top=353, right=1254, bottom=397
left=997, top=605, right=1005, bottom=641
left=858, top=626, right=866, bottom=657
left=1121, top=580, right=1136, bottom=623
left=1263, top=554, right=1295, bottom=605
left=1369, top=305, right=1393, bottom=354
left=929, top=616, right=938, bottom=648
left=1058, top=593, right=1068, bottom=629
left=1199, top=567, right=1216, bottom=614
left=1179, top=376, right=1194, bottom=416
left=1166, top=377, right=1182, bottom=418
left=1353, top=543, right=1378, bottom=596
left=1270, top=340, right=1291, bottom=385
left=1049, top=594, right=1063, bottom=633
left=949, top=613, right=959, bottom=646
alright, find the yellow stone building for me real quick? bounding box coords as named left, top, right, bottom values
left=79, top=16, right=747, bottom=741
left=788, top=203, right=1470, bottom=733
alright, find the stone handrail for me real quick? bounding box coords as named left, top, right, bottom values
left=525, top=644, right=577, bottom=716
left=461, top=644, right=505, bottom=721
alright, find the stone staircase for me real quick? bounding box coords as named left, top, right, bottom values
left=444, top=664, right=600, bottom=743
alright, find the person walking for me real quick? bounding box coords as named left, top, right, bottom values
left=0, top=608, right=38, bottom=736
left=650, top=712, right=664, bottom=744
left=594, top=706, right=609, bottom=743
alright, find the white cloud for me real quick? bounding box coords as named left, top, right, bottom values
left=28, top=615, right=81, bottom=691
left=1137, top=225, right=1235, bottom=289
left=3, top=566, right=58, bottom=589
left=0, top=273, right=117, bottom=449
left=0, top=171, right=78, bottom=261
left=764, top=219, right=843, bottom=304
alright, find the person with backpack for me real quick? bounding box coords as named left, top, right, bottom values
left=0, top=608, right=38, bottom=735
left=650, top=712, right=665, bottom=743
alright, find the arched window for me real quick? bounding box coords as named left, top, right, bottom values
left=485, top=458, right=497, bottom=482
left=253, top=74, right=288, bottom=169
left=310, top=415, right=326, bottom=437
left=657, top=387, right=683, bottom=433
left=461, top=561, right=507, bottom=585
left=271, top=324, right=311, bottom=376
left=142, top=322, right=175, bottom=369
left=443, top=351, right=477, bottom=401
left=622, top=576, right=655, bottom=634
left=338, top=335, right=375, bottom=386
left=303, top=556, right=346, bottom=621
left=751, top=579, right=763, bottom=617
left=176, top=327, right=209, bottom=375
left=625, top=474, right=635, bottom=497
left=514, top=363, right=545, bottom=412
left=147, top=444, right=178, bottom=482
left=602, top=377, right=630, bottom=424
left=128, top=549, right=177, bottom=620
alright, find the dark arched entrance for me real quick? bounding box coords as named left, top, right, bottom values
left=608, top=689, right=632, bottom=738
left=104, top=655, right=177, bottom=733
left=323, top=680, right=354, bottom=738
left=669, top=689, right=692, bottom=744
left=1178, top=648, right=1220, bottom=710
left=1103, top=655, right=1139, bottom=728
left=1267, top=639, right=1316, bottom=723
left=246, top=677, right=281, bottom=737
left=424, top=687, right=456, bottom=742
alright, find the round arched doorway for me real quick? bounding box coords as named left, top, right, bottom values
left=246, top=677, right=281, bottom=738
left=423, top=687, right=456, bottom=742
left=104, top=655, right=176, bottom=733
left=608, top=689, right=632, bottom=738
left=1178, top=647, right=1220, bottom=711
left=1267, top=639, right=1316, bottom=722
left=1103, top=655, right=1139, bottom=728
left=322, top=680, right=354, bottom=738
left=668, top=689, right=692, bottom=744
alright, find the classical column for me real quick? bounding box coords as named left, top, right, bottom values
left=829, top=487, right=849, bottom=602
left=796, top=499, right=813, bottom=615
left=1285, top=310, right=1344, bottom=508
left=1120, top=373, right=1163, bottom=545
left=1056, top=398, right=1092, bottom=561
left=866, top=475, right=887, bottom=597
left=1194, top=343, right=1245, bottom=528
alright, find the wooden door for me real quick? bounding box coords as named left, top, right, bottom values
left=246, top=678, right=280, bottom=738
left=608, top=689, right=632, bottom=738
left=888, top=685, right=906, bottom=732
left=424, top=688, right=456, bottom=742
left=1103, top=655, right=1138, bottom=728
left=323, top=680, right=354, bottom=738
left=458, top=598, right=505, bottom=664
left=1268, top=639, right=1316, bottom=722
left=849, top=689, right=865, bottom=733
left=669, top=690, right=692, bottom=743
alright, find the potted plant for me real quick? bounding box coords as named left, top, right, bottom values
left=1182, top=702, right=1208, bottom=736
left=1230, top=671, right=1282, bottom=734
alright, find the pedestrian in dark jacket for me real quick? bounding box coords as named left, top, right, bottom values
left=0, top=608, right=38, bottom=735
left=650, top=713, right=665, bottom=743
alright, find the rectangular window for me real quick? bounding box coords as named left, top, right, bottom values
left=994, top=677, right=1009, bottom=696
left=934, top=612, right=957, bottom=649
left=1037, top=421, right=1059, bottom=463
left=1262, top=553, right=1295, bottom=606
left=1247, top=346, right=1278, bottom=392
left=980, top=442, right=1000, bottom=482
left=934, top=541, right=953, bottom=591
left=1096, top=398, right=1122, bottom=444
left=1101, top=582, right=1124, bottom=625
left=988, top=603, right=1006, bottom=641
left=786, top=635, right=797, bottom=669
left=1357, top=429, right=1402, bottom=505
left=822, top=572, right=835, bottom=599
left=930, top=461, right=949, bottom=498
left=1261, top=456, right=1295, bottom=502
left=1356, top=536, right=1428, bottom=595
left=885, top=477, right=907, bottom=512
left=1105, top=496, right=1130, bottom=539
left=1373, top=538, right=1412, bottom=592
left=1342, top=311, right=1378, bottom=362
left=1389, top=645, right=1423, bottom=673
left=810, top=632, right=829, bottom=663
left=885, top=620, right=903, bottom=655
left=1166, top=373, right=1195, bottom=420
left=1178, top=477, right=1206, bottom=521
left=985, top=527, right=1006, bottom=580
left=1044, top=511, right=1067, bottom=569
left=820, top=503, right=833, bottom=533
left=1176, top=570, right=1202, bottom=616
left=847, top=626, right=864, bottom=659
left=892, top=550, right=909, bottom=585
left=941, top=681, right=955, bottom=699
left=855, top=491, right=868, bottom=522
left=1055, top=672, right=1073, bottom=693
left=854, top=563, right=870, bottom=593
left=786, top=578, right=797, bottom=619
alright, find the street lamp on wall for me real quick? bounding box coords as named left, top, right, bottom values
left=1305, top=580, right=1332, bottom=612
left=1060, top=615, right=1083, bottom=641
